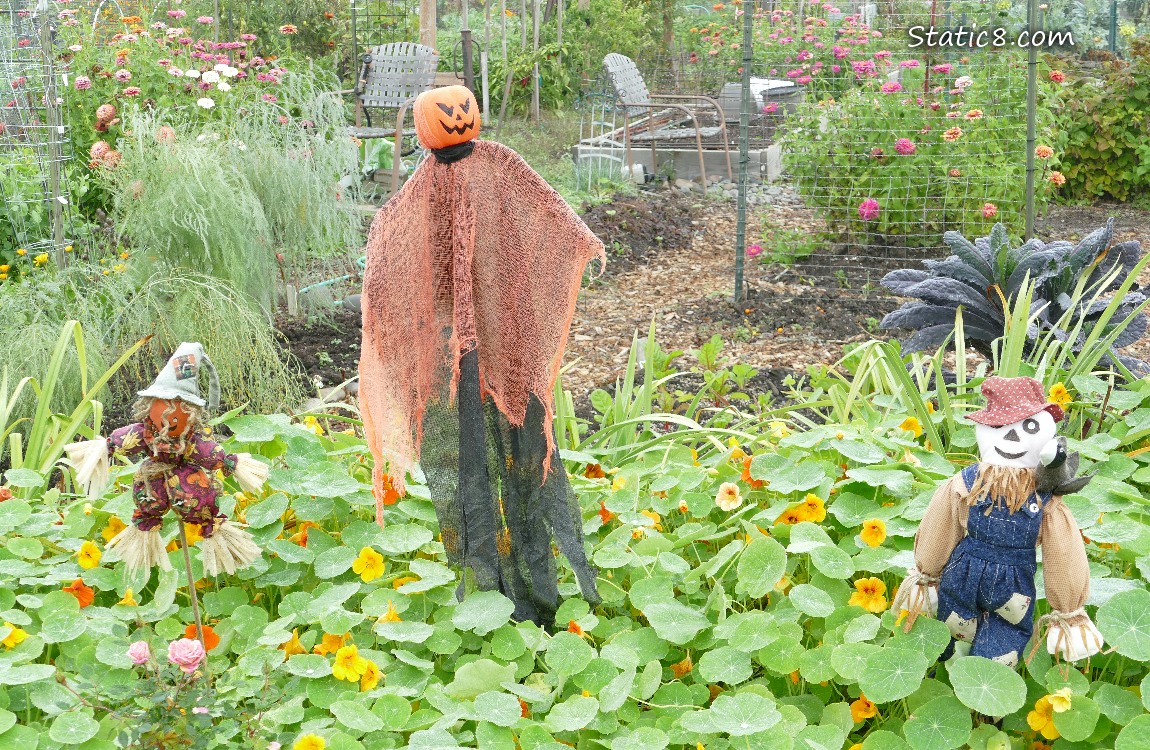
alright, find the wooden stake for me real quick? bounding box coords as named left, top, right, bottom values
left=420, top=0, right=437, bottom=48
left=178, top=523, right=209, bottom=676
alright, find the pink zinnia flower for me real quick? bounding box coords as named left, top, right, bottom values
left=1035, top=145, right=1054, bottom=159
left=241, top=33, right=257, bottom=41
left=858, top=198, right=880, bottom=221
left=943, top=127, right=963, bottom=141
left=797, top=75, right=812, bottom=84
left=262, top=93, right=277, bottom=102
left=899, top=59, right=921, bottom=68
left=123, top=86, right=141, bottom=96
left=895, top=138, right=916, bottom=155
left=982, top=203, right=998, bottom=219
left=197, top=15, right=213, bottom=23
left=762, top=102, right=778, bottom=114
left=746, top=244, right=763, bottom=258
left=74, top=76, right=92, bottom=90
left=881, top=81, right=902, bottom=93
left=168, top=9, right=186, bottom=17
left=167, top=638, right=206, bottom=674
left=114, top=69, right=131, bottom=82
left=932, top=63, right=953, bottom=74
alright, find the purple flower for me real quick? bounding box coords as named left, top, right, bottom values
left=241, top=33, right=257, bottom=41
left=797, top=75, right=812, bottom=84
left=894, top=138, right=916, bottom=155
left=881, top=81, right=902, bottom=93
left=123, top=86, right=141, bottom=96
left=858, top=198, right=880, bottom=221
left=761, top=102, right=778, bottom=114
left=192, top=707, right=209, bottom=715
left=932, top=63, right=953, bottom=74
left=746, top=244, right=763, bottom=258
left=178, top=37, right=193, bottom=45
left=74, top=75, right=92, bottom=90
left=899, top=59, right=921, bottom=68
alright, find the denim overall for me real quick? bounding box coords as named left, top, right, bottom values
left=935, top=464, right=1052, bottom=666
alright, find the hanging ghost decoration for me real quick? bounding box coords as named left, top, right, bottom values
left=358, top=86, right=604, bottom=627
left=892, top=376, right=1103, bottom=669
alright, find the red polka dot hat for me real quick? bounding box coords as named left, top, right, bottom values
left=968, top=375, right=1065, bottom=427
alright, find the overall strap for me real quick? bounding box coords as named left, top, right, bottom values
left=960, top=463, right=980, bottom=491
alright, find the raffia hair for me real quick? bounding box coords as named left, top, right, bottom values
left=965, top=464, right=1038, bottom=514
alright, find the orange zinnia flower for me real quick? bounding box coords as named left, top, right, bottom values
left=185, top=624, right=220, bottom=651
left=63, top=579, right=95, bottom=608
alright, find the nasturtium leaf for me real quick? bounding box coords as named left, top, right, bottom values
left=40, top=609, right=86, bottom=644
left=947, top=657, right=1026, bottom=717
left=725, top=612, right=780, bottom=652
left=680, top=693, right=782, bottom=737
left=1044, top=665, right=1090, bottom=696
left=833, top=439, right=888, bottom=465
left=477, top=721, right=515, bottom=750
left=891, top=617, right=952, bottom=662
left=48, top=711, right=99, bottom=745
left=788, top=522, right=835, bottom=553
left=546, top=694, right=599, bottom=732
left=902, top=696, right=971, bottom=750
left=1093, top=681, right=1144, bottom=724
left=372, top=694, right=413, bottom=731
left=313, top=546, right=358, bottom=579
left=0, top=708, right=15, bottom=734
left=546, top=631, right=596, bottom=677
left=735, top=537, right=787, bottom=599
left=788, top=584, right=835, bottom=618
left=829, top=492, right=883, bottom=528
left=831, top=642, right=880, bottom=682
left=395, top=559, right=456, bottom=592
left=796, top=724, right=848, bottom=750
left=1052, top=695, right=1101, bottom=742
left=0, top=663, right=56, bottom=685
left=611, top=727, right=669, bottom=750
left=245, top=494, right=289, bottom=528
left=474, top=692, right=523, bottom=727
left=636, top=659, right=662, bottom=700
left=445, top=659, right=516, bottom=700
left=265, top=696, right=306, bottom=725
left=698, top=646, right=753, bottom=685
left=599, top=666, right=636, bottom=713
left=375, top=619, right=435, bottom=643
left=454, top=591, right=515, bottom=636
left=6, top=537, right=42, bottom=560
left=642, top=600, right=709, bottom=645
left=269, top=462, right=364, bottom=498
left=379, top=524, right=435, bottom=555
left=4, top=468, right=42, bottom=488
left=94, top=637, right=134, bottom=670
left=1116, top=714, right=1150, bottom=750
left=810, top=545, right=855, bottom=579
left=844, top=614, right=881, bottom=643
left=490, top=626, right=527, bottom=661
left=1098, top=588, right=1150, bottom=660
left=332, top=699, right=386, bottom=732
left=225, top=413, right=294, bottom=442
left=862, top=730, right=911, bottom=750
left=0, top=499, right=31, bottom=531
left=859, top=647, right=929, bottom=704
left=759, top=461, right=830, bottom=495
left=282, top=655, right=332, bottom=678
left=847, top=467, right=914, bottom=498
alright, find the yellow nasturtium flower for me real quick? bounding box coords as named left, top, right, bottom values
left=76, top=541, right=102, bottom=569
left=352, top=546, right=385, bottom=582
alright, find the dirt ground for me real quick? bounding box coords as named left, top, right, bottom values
left=277, top=188, right=1150, bottom=413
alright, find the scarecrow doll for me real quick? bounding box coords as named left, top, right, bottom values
left=64, top=343, right=267, bottom=577
left=893, top=376, right=1103, bottom=665
left=358, top=85, right=604, bottom=626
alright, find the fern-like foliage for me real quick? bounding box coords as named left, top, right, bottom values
left=880, top=219, right=1148, bottom=372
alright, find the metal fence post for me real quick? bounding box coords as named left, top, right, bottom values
left=733, top=0, right=752, bottom=303
left=1024, top=0, right=1038, bottom=241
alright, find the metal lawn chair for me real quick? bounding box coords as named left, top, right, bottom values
left=349, top=42, right=439, bottom=194
left=602, top=53, right=732, bottom=185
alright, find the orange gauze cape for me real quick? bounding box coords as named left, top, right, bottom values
left=360, top=140, right=605, bottom=521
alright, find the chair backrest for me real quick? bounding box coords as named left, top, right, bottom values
left=359, top=42, right=439, bottom=110
left=603, top=53, right=652, bottom=113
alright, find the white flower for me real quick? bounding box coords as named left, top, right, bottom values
left=222, top=66, right=238, bottom=78
left=167, top=66, right=183, bottom=76
left=214, top=63, right=228, bottom=72
left=235, top=140, right=247, bottom=151
left=185, top=69, right=200, bottom=78
left=196, top=97, right=214, bottom=109
left=217, top=81, right=231, bottom=92
left=955, top=75, right=973, bottom=89
left=68, top=44, right=82, bottom=52
left=201, top=70, right=220, bottom=84
left=715, top=482, right=743, bottom=512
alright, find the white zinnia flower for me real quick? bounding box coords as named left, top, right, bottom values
left=201, top=70, right=220, bottom=84
left=955, top=75, right=973, bottom=89
left=185, top=68, right=200, bottom=78
left=196, top=97, right=214, bottom=109
left=222, top=66, right=238, bottom=78
left=217, top=81, right=231, bottom=92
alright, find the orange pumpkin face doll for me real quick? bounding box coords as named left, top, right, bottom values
left=414, top=85, right=481, bottom=150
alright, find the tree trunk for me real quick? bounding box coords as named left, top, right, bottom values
left=420, top=0, right=437, bottom=48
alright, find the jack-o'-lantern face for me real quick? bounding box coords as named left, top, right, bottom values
left=146, top=398, right=193, bottom=441
left=413, top=85, right=481, bottom=150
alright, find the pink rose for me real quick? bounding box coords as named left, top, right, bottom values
left=167, top=638, right=206, bottom=674
left=127, top=640, right=151, bottom=665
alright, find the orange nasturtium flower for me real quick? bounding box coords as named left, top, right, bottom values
left=185, top=624, right=220, bottom=651
left=850, top=694, right=877, bottom=723
left=63, top=579, right=95, bottom=608
left=860, top=518, right=887, bottom=548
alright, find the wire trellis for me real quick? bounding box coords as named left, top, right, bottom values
left=1, top=0, right=78, bottom=265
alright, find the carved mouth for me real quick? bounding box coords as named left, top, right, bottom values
left=995, top=447, right=1027, bottom=460
left=439, top=118, right=476, bottom=135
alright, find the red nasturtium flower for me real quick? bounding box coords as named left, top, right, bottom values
left=63, top=579, right=95, bottom=608
left=185, top=624, right=221, bottom=651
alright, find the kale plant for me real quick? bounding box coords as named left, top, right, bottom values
left=880, top=220, right=1148, bottom=372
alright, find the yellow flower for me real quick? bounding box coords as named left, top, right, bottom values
left=360, top=660, right=381, bottom=691
left=1048, top=687, right=1073, bottom=713
left=640, top=510, right=663, bottom=531
left=183, top=523, right=204, bottom=546
left=113, top=263, right=126, bottom=273
left=767, top=420, right=790, bottom=439
left=280, top=628, right=306, bottom=657
left=611, top=476, right=627, bottom=491
left=1027, top=696, right=1061, bottom=740
left=860, top=519, right=887, bottom=548
left=378, top=601, right=402, bottom=624
left=849, top=745, right=863, bottom=750
left=16, top=248, right=26, bottom=256
left=801, top=494, right=826, bottom=523
left=926, top=400, right=936, bottom=413
left=899, top=416, right=923, bottom=438
left=293, top=735, right=326, bottom=750
left=119, top=251, right=129, bottom=260
left=302, top=415, right=325, bottom=435
left=848, top=577, right=889, bottom=613
left=33, top=253, right=48, bottom=266
left=0, top=264, right=8, bottom=271
left=631, top=527, right=645, bottom=539
left=76, top=541, right=102, bottom=569
left=392, top=575, right=419, bottom=590
left=64, top=245, right=73, bottom=253
left=117, top=588, right=138, bottom=606
left=715, top=482, right=742, bottom=512
left=895, top=609, right=909, bottom=627
left=774, top=574, right=792, bottom=593
left=850, top=694, right=877, bottom=723
left=332, top=644, right=370, bottom=682
left=1048, top=382, right=1071, bottom=407
left=352, top=546, right=385, bottom=582
left=2, top=622, right=28, bottom=649
left=775, top=507, right=804, bottom=525
left=312, top=632, right=348, bottom=656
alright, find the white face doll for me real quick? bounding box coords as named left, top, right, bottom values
left=975, top=409, right=1058, bottom=469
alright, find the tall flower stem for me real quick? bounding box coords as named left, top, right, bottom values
left=177, top=523, right=209, bottom=678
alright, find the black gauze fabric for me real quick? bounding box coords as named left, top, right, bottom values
left=431, top=141, right=476, bottom=163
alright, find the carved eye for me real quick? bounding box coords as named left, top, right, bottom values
left=435, top=102, right=454, bottom=116
left=1022, top=418, right=1040, bottom=434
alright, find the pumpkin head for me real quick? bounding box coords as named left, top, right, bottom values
left=145, top=398, right=194, bottom=441
left=414, top=85, right=481, bottom=150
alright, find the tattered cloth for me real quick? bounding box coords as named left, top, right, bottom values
left=359, top=139, right=605, bottom=623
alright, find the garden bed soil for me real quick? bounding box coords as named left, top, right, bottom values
left=275, top=307, right=362, bottom=395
